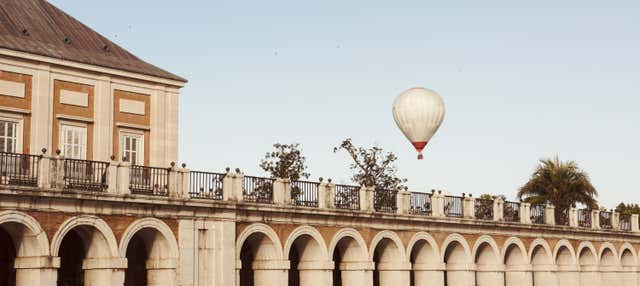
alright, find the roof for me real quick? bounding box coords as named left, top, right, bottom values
left=0, top=0, right=186, bottom=82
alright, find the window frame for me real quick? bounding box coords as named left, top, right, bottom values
left=59, top=122, right=88, bottom=160
left=119, top=129, right=145, bottom=166
left=0, top=113, right=24, bottom=154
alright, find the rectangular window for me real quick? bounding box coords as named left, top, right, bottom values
left=121, top=132, right=144, bottom=165
left=60, top=124, right=87, bottom=159
left=0, top=120, right=18, bottom=153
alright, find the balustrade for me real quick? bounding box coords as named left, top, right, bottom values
left=474, top=198, right=494, bottom=220
left=0, top=152, right=39, bottom=186
left=600, top=211, right=613, bottom=229
left=291, top=180, right=319, bottom=207
left=130, top=165, right=169, bottom=196
left=189, top=171, right=224, bottom=199
left=243, top=176, right=274, bottom=204
left=530, top=204, right=545, bottom=224
left=503, top=201, right=520, bottom=222
left=444, top=195, right=464, bottom=218
left=334, top=184, right=360, bottom=210
left=63, top=158, right=109, bottom=191
left=374, top=188, right=397, bottom=213
left=409, top=192, right=432, bottom=215
left=578, top=209, right=592, bottom=228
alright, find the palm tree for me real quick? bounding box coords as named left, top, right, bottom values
left=518, top=157, right=598, bottom=223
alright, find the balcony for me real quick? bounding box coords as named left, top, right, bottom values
left=0, top=150, right=638, bottom=233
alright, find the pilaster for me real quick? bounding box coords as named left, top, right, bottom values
left=493, top=197, right=504, bottom=221
left=520, top=203, right=531, bottom=224
left=463, top=195, right=475, bottom=219
left=396, top=189, right=411, bottom=215
left=592, top=210, right=600, bottom=230
left=37, top=151, right=52, bottom=189
left=106, top=158, right=118, bottom=194
left=569, top=207, right=579, bottom=227
left=632, top=214, right=639, bottom=232
left=612, top=211, right=620, bottom=230
left=431, top=191, right=445, bottom=217
left=116, top=161, right=131, bottom=195
left=545, top=203, right=556, bottom=225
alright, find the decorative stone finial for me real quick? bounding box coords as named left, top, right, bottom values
left=225, top=167, right=230, bottom=172
left=170, top=162, right=176, bottom=167
left=235, top=168, right=241, bottom=173
left=319, top=177, right=323, bottom=182
left=328, top=178, right=332, bottom=183
left=41, top=148, right=47, bottom=154
left=181, top=163, right=186, bottom=168
left=55, top=149, right=61, bottom=155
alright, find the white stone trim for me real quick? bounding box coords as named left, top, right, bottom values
left=369, top=230, right=407, bottom=262
left=0, top=211, right=49, bottom=256
left=471, top=235, right=502, bottom=264
left=283, top=225, right=329, bottom=260
left=118, top=217, right=179, bottom=260
left=599, top=242, right=620, bottom=266
left=56, top=114, right=93, bottom=123
left=0, top=79, right=25, bottom=98
left=406, top=232, right=441, bottom=263
left=501, top=237, right=528, bottom=266
left=528, top=238, right=553, bottom=265
left=50, top=215, right=119, bottom=257
left=553, top=239, right=577, bottom=265
left=577, top=241, right=599, bottom=265
left=0, top=106, right=30, bottom=114
left=619, top=242, right=637, bottom=266
left=119, top=98, right=145, bottom=115
left=116, top=122, right=150, bottom=131
left=235, top=223, right=283, bottom=260
left=59, top=89, right=88, bottom=107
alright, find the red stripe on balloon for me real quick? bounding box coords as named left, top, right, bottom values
left=412, top=141, right=428, bottom=152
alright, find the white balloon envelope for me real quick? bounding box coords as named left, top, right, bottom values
left=392, top=87, right=445, bottom=160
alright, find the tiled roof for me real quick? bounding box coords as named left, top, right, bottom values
left=0, top=0, right=186, bottom=82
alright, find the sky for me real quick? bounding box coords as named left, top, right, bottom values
left=50, top=1, right=640, bottom=208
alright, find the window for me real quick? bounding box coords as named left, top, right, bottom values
left=60, top=124, right=87, bottom=159
left=0, top=120, right=19, bottom=153
left=121, top=132, right=144, bottom=165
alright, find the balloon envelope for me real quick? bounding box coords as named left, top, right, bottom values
left=392, top=87, right=445, bottom=159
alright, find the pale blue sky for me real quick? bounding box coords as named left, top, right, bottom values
left=51, top=1, right=640, bottom=207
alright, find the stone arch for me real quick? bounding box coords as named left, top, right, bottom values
left=528, top=238, right=555, bottom=286
left=619, top=243, right=636, bottom=265
left=0, top=211, right=49, bottom=256
left=599, top=243, right=620, bottom=285
left=577, top=241, right=599, bottom=286
left=502, top=237, right=530, bottom=286
left=553, top=240, right=578, bottom=286
left=51, top=215, right=120, bottom=286
left=407, top=232, right=441, bottom=263
left=283, top=225, right=329, bottom=260
left=407, top=232, right=442, bottom=286
left=237, top=223, right=286, bottom=286
left=442, top=233, right=474, bottom=286
left=472, top=235, right=503, bottom=286
left=329, top=228, right=369, bottom=286
left=370, top=230, right=408, bottom=286
left=283, top=225, right=330, bottom=286
left=619, top=244, right=637, bottom=286
left=236, top=223, right=284, bottom=261
left=119, top=218, right=179, bottom=286
left=0, top=211, right=51, bottom=286
left=51, top=215, right=118, bottom=257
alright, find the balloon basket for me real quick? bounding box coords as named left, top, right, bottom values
left=417, top=153, right=423, bottom=160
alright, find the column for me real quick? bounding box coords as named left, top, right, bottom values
left=445, top=263, right=475, bottom=286
left=591, top=210, right=600, bottom=230
left=413, top=263, right=445, bottom=286
left=493, top=197, right=504, bottom=221
left=359, top=186, right=374, bottom=212
left=431, top=191, right=445, bottom=217
left=116, top=160, right=131, bottom=195
left=37, top=152, right=52, bottom=189
left=252, top=259, right=289, bottom=286
left=339, top=262, right=374, bottom=286
left=579, top=264, right=600, bottom=286
left=463, top=195, right=475, bottom=219
left=505, top=264, right=532, bottom=286
left=378, top=261, right=411, bottom=286
left=520, top=203, right=531, bottom=224
left=556, top=264, right=579, bottom=286
left=532, top=264, right=557, bottom=286
left=544, top=204, right=556, bottom=225
left=146, top=258, right=178, bottom=286
left=297, top=261, right=334, bottom=286
left=396, top=189, right=411, bottom=215
left=569, top=207, right=578, bottom=227
left=82, top=257, right=127, bottom=286
left=14, top=256, right=59, bottom=286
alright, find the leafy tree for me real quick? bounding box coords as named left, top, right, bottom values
left=334, top=138, right=406, bottom=211
left=259, top=143, right=310, bottom=200
left=616, top=203, right=640, bottom=216
left=517, top=156, right=598, bottom=224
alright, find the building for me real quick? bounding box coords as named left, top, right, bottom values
left=0, top=1, right=639, bottom=286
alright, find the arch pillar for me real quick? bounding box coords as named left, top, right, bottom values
left=81, top=257, right=127, bottom=286
left=504, top=264, right=532, bottom=286
left=532, top=264, right=557, bottom=286
left=445, top=263, right=475, bottom=286
left=620, top=266, right=637, bottom=286
left=599, top=265, right=621, bottom=285
left=14, top=256, right=60, bottom=286
left=556, top=264, right=579, bottom=286
left=252, top=259, right=289, bottom=286
left=146, top=257, right=178, bottom=286
left=413, top=262, right=445, bottom=286
left=339, top=261, right=374, bottom=286
left=578, top=265, right=600, bottom=286
left=377, top=261, right=411, bottom=286
left=297, top=260, right=334, bottom=286
left=476, top=264, right=504, bottom=286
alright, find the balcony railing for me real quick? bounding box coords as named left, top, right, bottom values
left=243, top=176, right=274, bottom=204
left=556, top=208, right=570, bottom=226
left=474, top=198, right=494, bottom=220
left=503, top=201, right=520, bottom=222
left=334, top=184, right=359, bottom=210
left=409, top=192, right=432, bottom=215
left=130, top=166, right=169, bottom=196
left=620, top=214, right=631, bottom=231
left=374, top=188, right=397, bottom=213
left=444, top=195, right=463, bottom=218
left=578, top=209, right=591, bottom=228
left=0, top=152, right=39, bottom=186
left=63, top=159, right=108, bottom=191
left=600, top=211, right=613, bottom=229
left=291, top=180, right=319, bottom=207
left=189, top=171, right=224, bottom=200
left=530, top=204, right=545, bottom=224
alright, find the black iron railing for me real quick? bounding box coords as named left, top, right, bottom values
left=334, top=184, right=360, bottom=210
left=578, top=209, right=591, bottom=228
left=556, top=208, right=570, bottom=226
left=530, top=204, right=545, bottom=224
left=474, top=198, right=494, bottom=220
left=444, top=195, right=463, bottom=217
left=410, top=192, right=432, bottom=215
left=130, top=165, right=169, bottom=196
left=63, top=159, right=108, bottom=191
left=620, top=214, right=631, bottom=231
left=189, top=171, right=224, bottom=200
left=503, top=201, right=520, bottom=222
left=374, top=188, right=397, bottom=213
left=600, top=211, right=612, bottom=229
left=243, top=176, right=274, bottom=204
left=291, top=180, right=319, bottom=207
left=0, top=152, right=39, bottom=186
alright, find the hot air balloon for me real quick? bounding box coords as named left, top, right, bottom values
left=392, top=87, right=445, bottom=160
